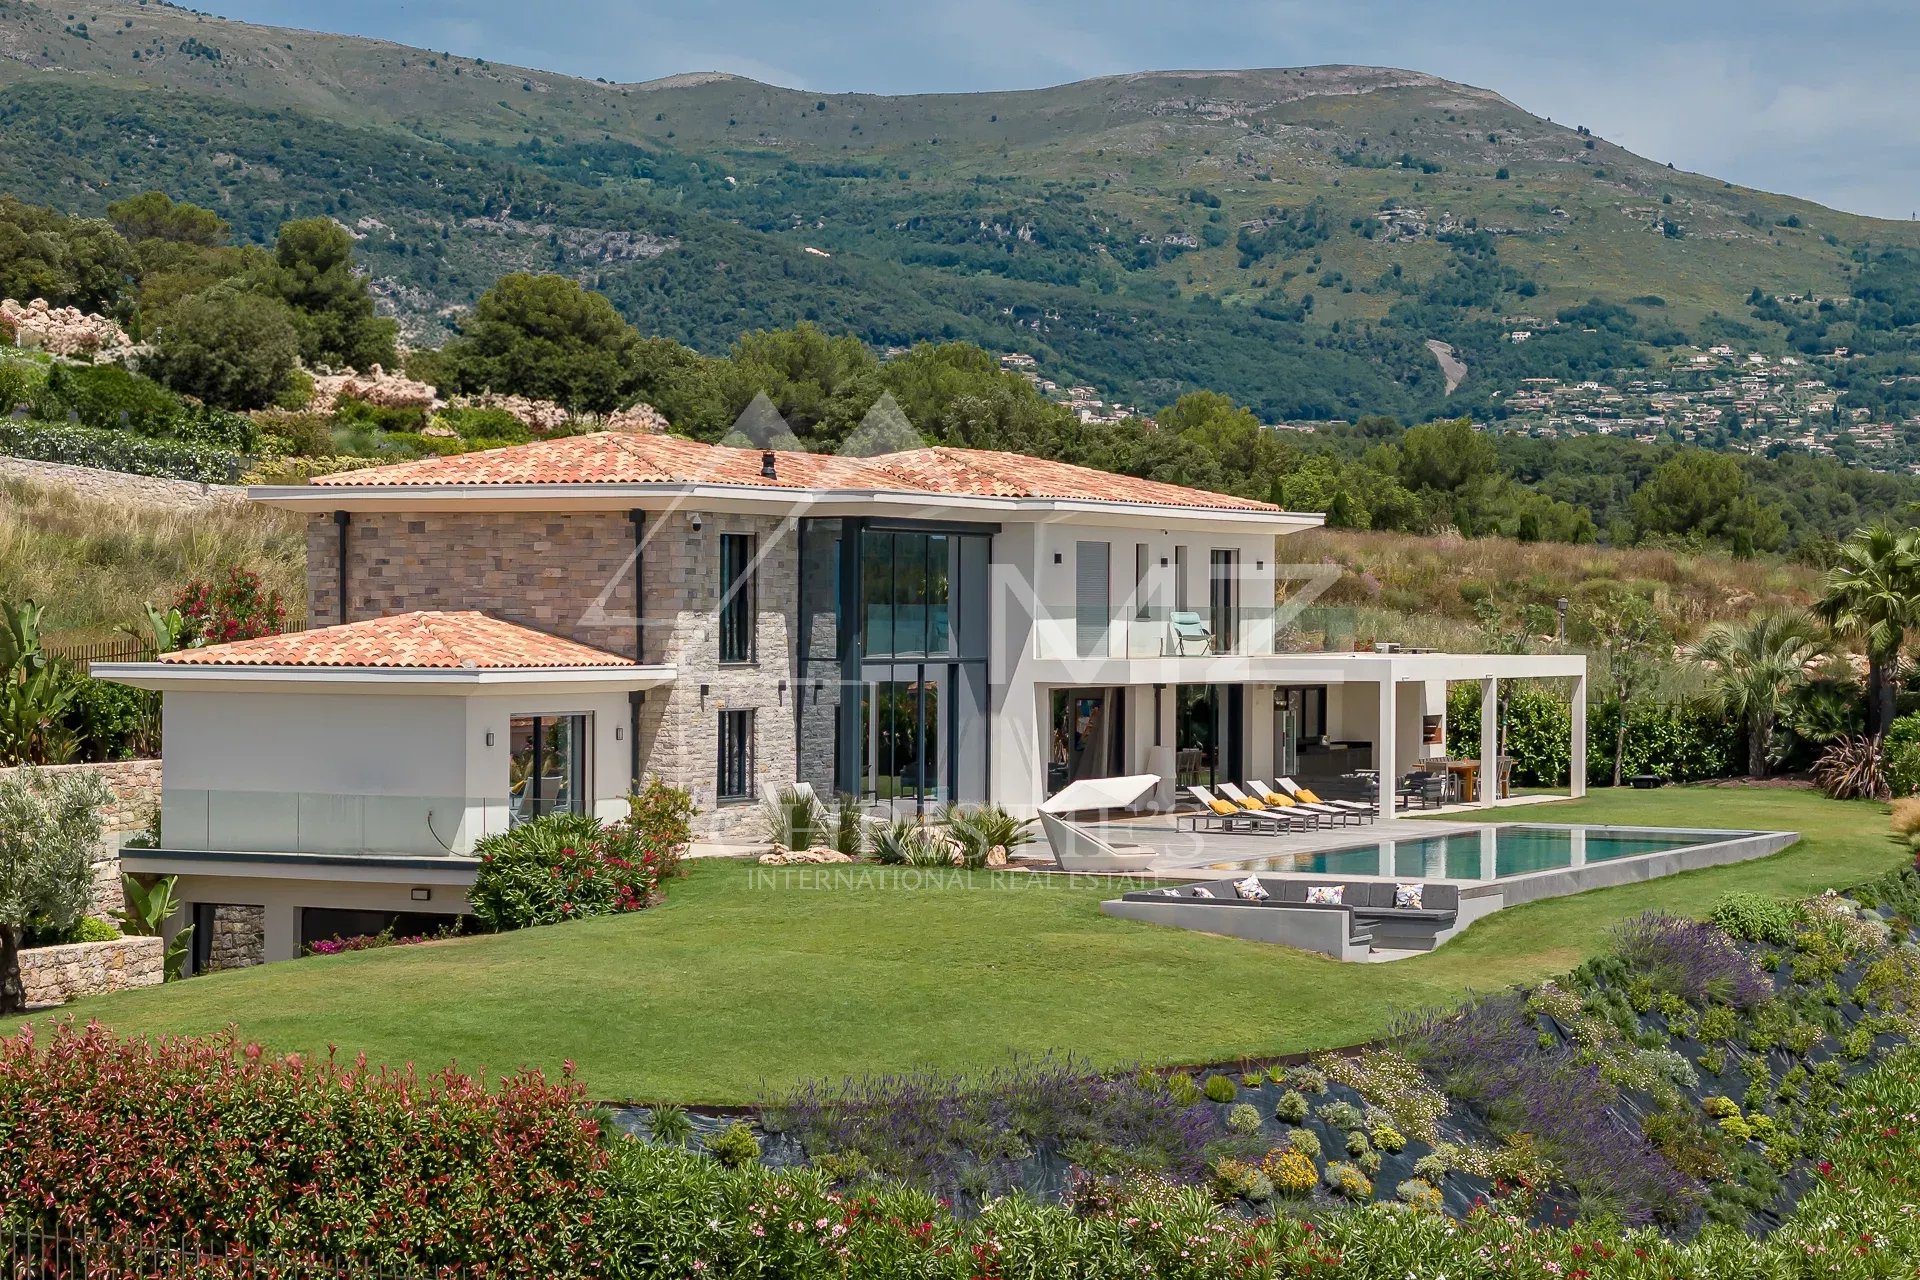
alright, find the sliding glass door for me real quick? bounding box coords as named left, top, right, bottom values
left=509, top=714, right=588, bottom=824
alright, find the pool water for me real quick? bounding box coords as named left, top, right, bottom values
left=1222, top=825, right=1733, bottom=882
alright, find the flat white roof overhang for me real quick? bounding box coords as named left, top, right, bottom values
left=121, top=847, right=480, bottom=885
left=248, top=482, right=1324, bottom=535
left=1025, top=650, right=1588, bottom=687
left=90, top=661, right=679, bottom=697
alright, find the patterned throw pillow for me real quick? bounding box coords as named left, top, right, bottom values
left=1394, top=883, right=1425, bottom=910
left=1305, top=885, right=1344, bottom=905
left=1158, top=888, right=1181, bottom=897
left=1234, top=875, right=1270, bottom=901
left=1189, top=886, right=1216, bottom=899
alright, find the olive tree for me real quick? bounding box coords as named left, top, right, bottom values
left=0, top=767, right=109, bottom=1014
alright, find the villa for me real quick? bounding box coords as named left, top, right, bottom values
left=95, top=428, right=1587, bottom=966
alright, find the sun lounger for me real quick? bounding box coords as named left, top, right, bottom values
left=1266, top=777, right=1376, bottom=823
left=1184, top=785, right=1311, bottom=834
left=1219, top=781, right=1353, bottom=829
left=1037, top=811, right=1161, bottom=874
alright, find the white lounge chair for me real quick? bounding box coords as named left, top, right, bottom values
left=1265, top=777, right=1377, bottom=823
left=1038, top=811, right=1162, bottom=874
left=1217, top=781, right=1348, bottom=829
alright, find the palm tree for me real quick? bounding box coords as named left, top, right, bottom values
left=1687, top=608, right=1829, bottom=778
left=1815, top=524, right=1920, bottom=736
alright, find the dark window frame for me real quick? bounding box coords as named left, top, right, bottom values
left=509, top=713, right=590, bottom=825
left=719, top=532, right=757, bottom=664
left=717, top=707, right=756, bottom=803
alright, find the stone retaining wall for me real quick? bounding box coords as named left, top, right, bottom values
left=0, top=456, right=247, bottom=509
left=19, top=934, right=164, bottom=1006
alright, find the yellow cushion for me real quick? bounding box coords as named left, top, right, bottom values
left=1237, top=795, right=1266, bottom=810
left=1295, top=787, right=1322, bottom=804
left=1207, top=798, right=1238, bottom=816
left=1262, top=792, right=1294, bottom=807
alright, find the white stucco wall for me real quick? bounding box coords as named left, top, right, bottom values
left=161, top=686, right=633, bottom=856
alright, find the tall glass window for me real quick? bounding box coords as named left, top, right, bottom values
left=859, top=529, right=965, bottom=659
left=718, top=709, right=756, bottom=802
left=1210, top=549, right=1238, bottom=653
left=719, top=533, right=756, bottom=664
left=509, top=714, right=588, bottom=825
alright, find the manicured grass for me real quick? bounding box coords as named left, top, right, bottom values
left=24, top=787, right=1902, bottom=1104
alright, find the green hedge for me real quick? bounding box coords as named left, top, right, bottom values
left=29, top=363, right=258, bottom=451
left=1448, top=684, right=1741, bottom=787
left=0, top=420, right=247, bottom=484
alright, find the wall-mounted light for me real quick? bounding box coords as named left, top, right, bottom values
left=1160, top=557, right=1168, bottom=567
left=1256, top=559, right=1265, bottom=571
left=1052, top=552, right=1062, bottom=564
left=484, top=730, right=494, bottom=747
left=614, top=725, right=624, bottom=742
left=777, top=679, right=788, bottom=705
left=812, top=679, right=825, bottom=704
left=410, top=887, right=431, bottom=902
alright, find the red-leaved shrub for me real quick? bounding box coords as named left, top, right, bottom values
left=0, top=1022, right=606, bottom=1277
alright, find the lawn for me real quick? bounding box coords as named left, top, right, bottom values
left=23, top=787, right=1904, bottom=1104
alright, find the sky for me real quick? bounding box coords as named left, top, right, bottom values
left=206, top=0, right=1919, bottom=221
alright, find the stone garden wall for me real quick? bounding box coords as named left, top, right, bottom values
left=19, top=935, right=163, bottom=1006
left=0, top=759, right=162, bottom=916
left=0, top=456, right=246, bottom=509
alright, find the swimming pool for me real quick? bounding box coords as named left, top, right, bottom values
left=1216, top=824, right=1760, bottom=882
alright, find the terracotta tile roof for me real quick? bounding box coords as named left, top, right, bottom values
left=158, top=612, right=634, bottom=669
left=872, top=446, right=1279, bottom=512
left=306, top=433, right=1282, bottom=513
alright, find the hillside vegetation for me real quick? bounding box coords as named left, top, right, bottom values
left=7, top=0, right=1920, bottom=422
left=0, top=473, right=303, bottom=643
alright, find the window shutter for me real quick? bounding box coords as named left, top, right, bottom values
left=1075, top=541, right=1110, bottom=658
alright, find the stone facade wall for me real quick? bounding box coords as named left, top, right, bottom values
left=308, top=507, right=802, bottom=840
left=206, top=904, right=266, bottom=971
left=635, top=510, right=797, bottom=840
left=307, top=510, right=641, bottom=657
left=0, top=456, right=246, bottom=509
left=19, top=935, right=164, bottom=1006
left=0, top=760, right=162, bottom=915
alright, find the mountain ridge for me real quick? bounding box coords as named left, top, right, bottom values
left=5, top=0, right=1920, bottom=446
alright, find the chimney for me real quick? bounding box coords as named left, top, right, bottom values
left=761, top=450, right=778, bottom=481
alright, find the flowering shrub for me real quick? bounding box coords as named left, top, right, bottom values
left=0, top=1023, right=604, bottom=1276
left=626, top=776, right=695, bottom=878
left=1262, top=1146, right=1318, bottom=1197
left=469, top=812, right=663, bottom=930
left=173, top=567, right=287, bottom=646
left=304, top=924, right=457, bottom=956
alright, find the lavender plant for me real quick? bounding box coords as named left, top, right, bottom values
left=764, top=1053, right=1222, bottom=1199
left=1610, top=912, right=1773, bottom=1010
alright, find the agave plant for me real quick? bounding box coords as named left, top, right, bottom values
left=760, top=786, right=826, bottom=851
left=827, top=793, right=867, bottom=859
left=1812, top=734, right=1890, bottom=802
left=938, top=803, right=1038, bottom=869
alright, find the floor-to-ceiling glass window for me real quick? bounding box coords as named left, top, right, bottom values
left=1046, top=688, right=1127, bottom=797
left=1209, top=550, right=1238, bottom=654
left=821, top=522, right=991, bottom=813
left=1174, top=685, right=1241, bottom=788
